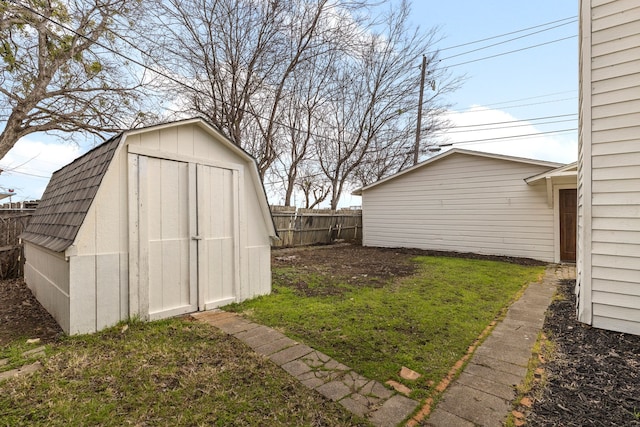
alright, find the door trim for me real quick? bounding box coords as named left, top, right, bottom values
left=553, top=184, right=577, bottom=263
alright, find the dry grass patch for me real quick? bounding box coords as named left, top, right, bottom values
left=0, top=319, right=368, bottom=426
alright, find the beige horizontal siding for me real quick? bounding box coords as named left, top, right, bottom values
left=592, top=128, right=640, bottom=149
left=592, top=178, right=640, bottom=192
left=592, top=164, right=640, bottom=180
left=592, top=254, right=640, bottom=271
left=362, top=153, right=555, bottom=261
left=592, top=0, right=638, bottom=19
left=593, top=151, right=640, bottom=167
left=592, top=266, right=640, bottom=285
left=593, top=315, right=640, bottom=335
left=590, top=33, right=639, bottom=298
left=592, top=5, right=640, bottom=31
left=593, top=74, right=640, bottom=95
left=592, top=216, right=640, bottom=230
left=593, top=304, right=640, bottom=322
left=592, top=241, right=640, bottom=258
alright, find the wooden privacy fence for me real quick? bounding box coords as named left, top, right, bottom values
left=0, top=213, right=32, bottom=279
left=271, top=206, right=362, bottom=248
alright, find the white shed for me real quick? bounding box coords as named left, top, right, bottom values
left=577, top=0, right=640, bottom=335
left=354, top=149, right=577, bottom=263
left=22, top=118, right=277, bottom=335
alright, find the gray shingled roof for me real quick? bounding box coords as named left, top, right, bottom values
left=21, top=135, right=122, bottom=252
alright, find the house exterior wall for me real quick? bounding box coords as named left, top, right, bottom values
left=578, top=0, right=640, bottom=335
left=361, top=153, right=557, bottom=262
left=23, top=243, right=71, bottom=333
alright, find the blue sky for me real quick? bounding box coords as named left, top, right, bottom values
left=0, top=0, right=579, bottom=203
left=409, top=0, right=578, bottom=161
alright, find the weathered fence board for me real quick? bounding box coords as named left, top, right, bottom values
left=271, top=206, right=362, bottom=248
left=0, top=214, right=32, bottom=279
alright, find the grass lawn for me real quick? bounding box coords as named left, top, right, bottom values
left=0, top=319, right=368, bottom=427
left=227, top=254, right=545, bottom=401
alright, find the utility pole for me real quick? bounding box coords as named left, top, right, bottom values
left=413, top=55, right=427, bottom=165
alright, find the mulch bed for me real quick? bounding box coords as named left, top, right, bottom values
left=525, top=279, right=640, bottom=426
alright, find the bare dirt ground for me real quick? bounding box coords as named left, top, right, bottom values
left=0, top=278, right=62, bottom=346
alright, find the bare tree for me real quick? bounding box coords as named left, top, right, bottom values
left=298, top=171, right=331, bottom=209
left=149, top=0, right=349, bottom=178
left=0, top=0, right=151, bottom=159
left=145, top=0, right=459, bottom=208
left=316, top=1, right=455, bottom=209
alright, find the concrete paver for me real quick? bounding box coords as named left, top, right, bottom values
left=436, top=383, right=512, bottom=426
left=462, top=362, right=524, bottom=388
left=268, top=343, right=314, bottom=365
left=455, top=371, right=516, bottom=401
left=253, top=336, right=297, bottom=355
left=426, top=409, right=475, bottom=427
left=368, top=394, right=420, bottom=427
left=316, top=380, right=353, bottom=401
left=0, top=361, right=42, bottom=382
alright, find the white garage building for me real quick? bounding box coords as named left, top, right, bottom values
left=355, top=149, right=577, bottom=263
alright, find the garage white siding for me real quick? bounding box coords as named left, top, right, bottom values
left=578, top=0, right=640, bottom=335
left=361, top=151, right=558, bottom=262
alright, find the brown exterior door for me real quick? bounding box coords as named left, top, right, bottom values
left=559, top=189, right=577, bottom=262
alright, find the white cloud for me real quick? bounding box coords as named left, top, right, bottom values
left=438, top=106, right=578, bottom=164
left=0, top=136, right=84, bottom=200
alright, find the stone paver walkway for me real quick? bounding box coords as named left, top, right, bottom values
left=193, top=311, right=419, bottom=427
left=424, top=264, right=575, bottom=427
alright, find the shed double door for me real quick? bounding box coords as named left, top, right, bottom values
left=136, top=156, right=238, bottom=320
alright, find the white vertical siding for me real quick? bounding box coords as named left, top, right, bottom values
left=362, top=153, right=557, bottom=262
left=581, top=0, right=640, bottom=335
left=23, top=243, right=71, bottom=334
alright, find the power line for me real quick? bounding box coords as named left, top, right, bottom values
left=439, top=128, right=577, bottom=147
left=444, top=35, right=577, bottom=68
left=0, top=168, right=51, bottom=179
left=439, top=19, right=577, bottom=61
left=481, top=90, right=576, bottom=108
left=439, top=118, right=576, bottom=135
left=442, top=113, right=577, bottom=129
left=436, top=16, right=577, bottom=52
left=9, top=0, right=578, bottom=160
left=447, top=97, right=577, bottom=114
